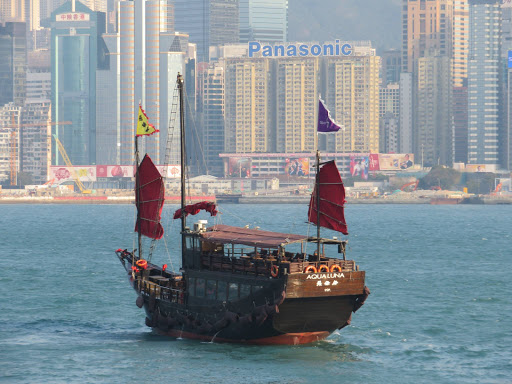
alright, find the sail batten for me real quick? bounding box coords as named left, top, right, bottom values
left=135, top=154, right=165, bottom=240
left=308, top=160, right=348, bottom=235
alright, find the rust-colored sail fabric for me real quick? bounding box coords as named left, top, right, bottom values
left=173, top=202, right=218, bottom=219
left=308, top=160, right=348, bottom=235
left=134, top=154, right=165, bottom=239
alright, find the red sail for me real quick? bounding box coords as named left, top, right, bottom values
left=134, top=154, right=165, bottom=239
left=308, top=160, right=348, bottom=235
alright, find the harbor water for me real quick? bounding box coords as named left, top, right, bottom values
left=1, top=203, right=511, bottom=383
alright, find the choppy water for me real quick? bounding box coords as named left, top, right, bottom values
left=0, top=203, right=511, bottom=383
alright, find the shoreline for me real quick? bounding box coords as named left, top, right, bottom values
left=1, top=195, right=510, bottom=205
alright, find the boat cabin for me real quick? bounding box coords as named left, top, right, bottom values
left=182, top=223, right=357, bottom=278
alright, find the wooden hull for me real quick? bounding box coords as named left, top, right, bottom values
left=133, top=271, right=366, bottom=345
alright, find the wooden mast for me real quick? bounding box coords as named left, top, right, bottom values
left=135, top=132, right=142, bottom=260
left=316, top=150, right=321, bottom=261
left=178, top=74, right=186, bottom=265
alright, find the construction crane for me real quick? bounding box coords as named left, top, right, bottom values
left=52, top=134, right=92, bottom=194
left=400, top=180, right=419, bottom=192
left=3, top=114, right=72, bottom=186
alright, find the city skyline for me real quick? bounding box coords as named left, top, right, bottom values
left=1, top=0, right=512, bottom=186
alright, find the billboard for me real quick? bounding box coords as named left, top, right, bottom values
left=376, top=154, right=414, bottom=170
left=50, top=166, right=97, bottom=183
left=349, top=156, right=369, bottom=179
left=466, top=164, right=489, bottom=173
left=97, top=165, right=135, bottom=178
left=157, top=165, right=181, bottom=179
left=284, top=158, right=310, bottom=176
left=228, top=158, right=251, bottom=178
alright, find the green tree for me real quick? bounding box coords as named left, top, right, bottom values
left=418, top=166, right=462, bottom=190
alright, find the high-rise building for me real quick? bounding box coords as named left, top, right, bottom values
left=416, top=53, right=452, bottom=166
left=173, top=0, right=239, bottom=62
left=95, top=33, right=118, bottom=165
left=0, top=102, right=21, bottom=184
left=402, top=0, right=454, bottom=166
left=50, top=0, right=106, bottom=165
left=503, top=3, right=512, bottom=170
left=380, top=83, right=400, bottom=153
left=225, top=57, right=271, bottom=153
left=20, top=101, right=51, bottom=184
left=323, top=55, right=380, bottom=153
left=202, top=62, right=225, bottom=176
left=467, top=0, right=501, bottom=165
left=0, top=22, right=26, bottom=107
left=399, top=72, right=414, bottom=154
left=0, top=0, right=25, bottom=23
left=117, top=0, right=173, bottom=165
left=402, top=0, right=453, bottom=73
left=275, top=57, right=318, bottom=153
left=239, top=0, right=287, bottom=44
left=380, top=49, right=401, bottom=86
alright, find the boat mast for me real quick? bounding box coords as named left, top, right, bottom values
left=135, top=134, right=142, bottom=260
left=316, top=150, right=321, bottom=261
left=178, top=74, right=186, bottom=265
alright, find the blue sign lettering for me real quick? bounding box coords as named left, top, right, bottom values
left=248, top=42, right=353, bottom=58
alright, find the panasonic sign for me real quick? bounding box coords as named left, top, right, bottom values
left=248, top=41, right=353, bottom=58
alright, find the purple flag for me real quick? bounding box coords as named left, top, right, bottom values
left=318, top=98, right=342, bottom=133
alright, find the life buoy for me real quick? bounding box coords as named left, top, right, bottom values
left=304, top=265, right=317, bottom=273
left=136, top=259, right=148, bottom=269
left=270, top=265, right=279, bottom=278
left=330, top=264, right=342, bottom=273
left=318, top=264, right=329, bottom=273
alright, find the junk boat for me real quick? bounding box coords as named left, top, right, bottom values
left=115, top=75, right=369, bottom=345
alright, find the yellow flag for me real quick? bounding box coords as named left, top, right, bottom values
left=136, top=105, right=158, bottom=136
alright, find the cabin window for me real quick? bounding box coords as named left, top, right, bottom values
left=188, top=277, right=196, bottom=296
left=186, top=236, right=195, bottom=251
left=206, top=280, right=216, bottom=299
left=228, top=282, right=238, bottom=300
left=217, top=281, right=227, bottom=301
left=195, top=278, right=205, bottom=297
left=252, top=285, right=263, bottom=294
left=240, top=284, right=251, bottom=298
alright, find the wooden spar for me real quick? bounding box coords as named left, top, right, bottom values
left=178, top=74, right=186, bottom=266
left=135, top=134, right=142, bottom=261
left=316, top=150, right=321, bottom=261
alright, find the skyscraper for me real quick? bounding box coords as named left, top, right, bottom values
left=173, top=0, right=239, bottom=62
left=50, top=0, right=106, bottom=165
left=380, top=83, right=400, bottom=153
left=225, top=57, right=271, bottom=153
left=402, top=0, right=454, bottom=166
left=275, top=57, right=318, bottom=153
left=0, top=22, right=26, bottom=107
left=239, top=0, right=287, bottom=43
left=467, top=0, right=501, bottom=166
left=323, top=54, right=380, bottom=153
left=117, top=0, right=173, bottom=165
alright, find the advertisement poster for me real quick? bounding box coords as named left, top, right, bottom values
left=349, top=156, right=369, bottom=179
left=228, top=158, right=251, bottom=178
left=50, top=166, right=97, bottom=182
left=96, top=165, right=135, bottom=178
left=369, top=154, right=380, bottom=171
left=378, top=154, right=414, bottom=170
left=465, top=164, right=488, bottom=173
left=284, top=158, right=309, bottom=176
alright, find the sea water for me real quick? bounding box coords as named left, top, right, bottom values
left=0, top=203, right=511, bottom=383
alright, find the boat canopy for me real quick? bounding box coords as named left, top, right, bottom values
left=200, top=224, right=308, bottom=248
